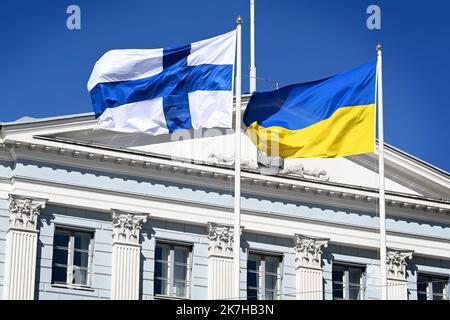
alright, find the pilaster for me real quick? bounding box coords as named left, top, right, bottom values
left=110, top=209, right=148, bottom=300
left=294, top=234, right=329, bottom=300
left=207, top=222, right=237, bottom=299
left=386, top=248, right=413, bottom=300
left=3, top=194, right=47, bottom=300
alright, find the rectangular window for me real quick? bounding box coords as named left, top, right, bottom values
left=51, top=228, right=94, bottom=287
left=154, top=243, right=192, bottom=299
left=332, top=264, right=365, bottom=300
left=247, top=253, right=281, bottom=300
left=417, top=274, right=449, bottom=300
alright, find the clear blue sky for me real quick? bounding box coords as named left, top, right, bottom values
left=0, top=0, right=449, bottom=172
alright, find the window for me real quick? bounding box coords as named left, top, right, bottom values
left=154, top=243, right=192, bottom=299
left=332, top=264, right=365, bottom=300
left=417, top=274, right=449, bottom=300
left=51, top=228, right=94, bottom=287
left=247, top=253, right=281, bottom=300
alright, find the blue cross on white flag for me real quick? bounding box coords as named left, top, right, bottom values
left=87, top=30, right=236, bottom=135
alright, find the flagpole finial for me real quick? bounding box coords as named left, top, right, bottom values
left=377, top=43, right=383, bottom=52
left=237, top=16, right=242, bottom=25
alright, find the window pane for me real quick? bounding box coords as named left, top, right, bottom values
left=247, top=271, right=258, bottom=288
left=247, top=259, right=257, bottom=271
left=54, top=233, right=70, bottom=248
left=265, top=259, right=278, bottom=273
left=52, top=265, right=67, bottom=283
left=349, top=285, right=361, bottom=300
left=155, top=261, right=168, bottom=279
left=417, top=281, right=427, bottom=294
left=154, top=279, right=167, bottom=295
left=247, top=288, right=258, bottom=300
left=155, top=245, right=169, bottom=261
left=432, top=281, right=445, bottom=298
left=174, top=264, right=187, bottom=281
left=265, top=290, right=275, bottom=300
left=265, top=274, right=277, bottom=291
left=174, top=249, right=188, bottom=264
left=74, top=251, right=89, bottom=268
left=74, top=234, right=90, bottom=251
left=349, top=268, right=362, bottom=286
left=53, top=248, right=68, bottom=265
left=155, top=243, right=192, bottom=298
left=432, top=294, right=444, bottom=301
left=332, top=281, right=343, bottom=299
left=332, top=269, right=344, bottom=283
left=418, top=292, right=428, bottom=300
left=72, top=267, right=88, bottom=285
left=174, top=281, right=186, bottom=298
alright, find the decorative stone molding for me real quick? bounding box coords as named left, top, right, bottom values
left=294, top=234, right=329, bottom=300
left=281, top=164, right=330, bottom=181
left=111, top=209, right=148, bottom=245
left=8, top=194, right=47, bottom=231
left=387, top=248, right=414, bottom=281
left=294, top=234, right=329, bottom=270
left=110, top=209, right=148, bottom=299
left=207, top=222, right=238, bottom=258
left=208, top=152, right=258, bottom=169
left=206, top=222, right=242, bottom=299
left=3, top=194, right=47, bottom=300
left=3, top=140, right=450, bottom=217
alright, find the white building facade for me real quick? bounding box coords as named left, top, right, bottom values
left=0, top=97, right=449, bottom=300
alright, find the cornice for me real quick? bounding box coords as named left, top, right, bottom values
left=9, top=175, right=450, bottom=246
left=3, top=139, right=450, bottom=218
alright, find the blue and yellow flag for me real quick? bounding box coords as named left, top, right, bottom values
left=243, top=61, right=377, bottom=158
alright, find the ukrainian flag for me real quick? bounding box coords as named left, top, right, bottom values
left=243, top=61, right=377, bottom=158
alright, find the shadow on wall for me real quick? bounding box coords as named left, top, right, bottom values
left=34, top=211, right=55, bottom=300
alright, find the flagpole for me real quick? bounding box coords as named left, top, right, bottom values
left=249, top=0, right=256, bottom=93
left=233, top=15, right=242, bottom=300
left=377, top=43, right=387, bottom=300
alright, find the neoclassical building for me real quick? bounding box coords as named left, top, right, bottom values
left=0, top=96, right=449, bottom=300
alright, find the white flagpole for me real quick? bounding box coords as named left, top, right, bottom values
left=233, top=15, right=243, bottom=300
left=377, top=43, right=387, bottom=300
left=249, top=0, right=256, bottom=93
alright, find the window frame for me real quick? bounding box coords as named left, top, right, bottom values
left=51, top=227, right=94, bottom=288
left=417, top=274, right=449, bottom=300
left=332, top=263, right=366, bottom=300
left=154, top=242, right=193, bottom=299
left=247, top=253, right=282, bottom=300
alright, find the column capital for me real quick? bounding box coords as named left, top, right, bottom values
left=386, top=248, right=414, bottom=281
left=207, top=222, right=242, bottom=258
left=111, top=209, right=148, bottom=245
left=294, top=234, right=329, bottom=270
left=8, top=194, right=47, bottom=231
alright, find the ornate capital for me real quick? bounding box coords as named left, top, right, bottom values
left=111, top=209, right=148, bottom=245
left=207, top=222, right=240, bottom=258
left=8, top=194, right=47, bottom=231
left=294, top=234, right=329, bottom=269
left=387, top=248, right=414, bottom=281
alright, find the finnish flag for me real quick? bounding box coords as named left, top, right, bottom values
left=87, top=30, right=236, bottom=135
